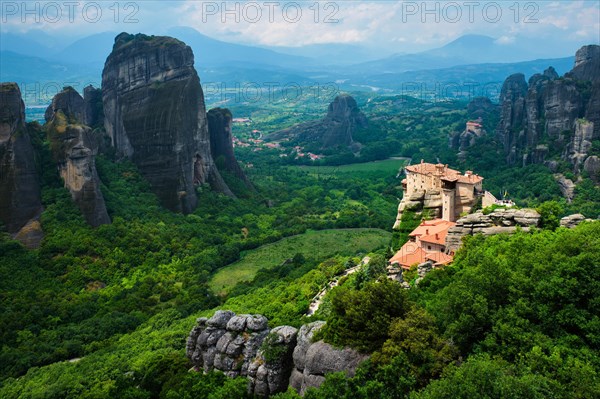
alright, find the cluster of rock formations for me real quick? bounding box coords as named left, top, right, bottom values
left=102, top=33, right=237, bottom=213
left=445, top=208, right=541, bottom=252
left=0, top=83, right=44, bottom=248
left=497, top=45, right=600, bottom=173
left=1, top=32, right=250, bottom=246
left=186, top=310, right=366, bottom=397
left=266, top=94, right=367, bottom=149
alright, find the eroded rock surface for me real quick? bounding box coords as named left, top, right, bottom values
left=555, top=174, right=576, bottom=203
left=496, top=45, right=600, bottom=170
left=187, top=312, right=367, bottom=397
left=266, top=94, right=367, bottom=149
left=248, top=325, right=298, bottom=396
left=46, top=87, right=110, bottom=227
left=289, top=321, right=367, bottom=395
left=186, top=311, right=269, bottom=379
left=445, top=209, right=541, bottom=252
left=560, top=213, right=592, bottom=229
left=207, top=107, right=252, bottom=191
left=0, top=82, right=44, bottom=247
left=102, top=33, right=232, bottom=213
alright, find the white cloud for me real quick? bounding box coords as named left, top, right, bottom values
left=1, top=0, right=598, bottom=54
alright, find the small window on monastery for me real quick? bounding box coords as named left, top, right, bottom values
left=428, top=246, right=431, bottom=250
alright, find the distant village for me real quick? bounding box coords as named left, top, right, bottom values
left=232, top=118, right=324, bottom=161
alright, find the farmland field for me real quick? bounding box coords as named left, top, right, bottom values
left=208, top=228, right=391, bottom=295
left=293, top=157, right=408, bottom=176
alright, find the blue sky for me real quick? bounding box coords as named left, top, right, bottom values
left=1, top=1, right=599, bottom=55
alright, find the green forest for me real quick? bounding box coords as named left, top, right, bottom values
left=1, top=92, right=599, bottom=398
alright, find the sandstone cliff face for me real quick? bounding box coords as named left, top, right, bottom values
left=102, top=33, right=232, bottom=213
left=186, top=311, right=366, bottom=397
left=46, top=87, right=110, bottom=227
left=445, top=209, right=540, bottom=252
left=497, top=45, right=600, bottom=170
left=207, top=107, right=252, bottom=190
left=0, top=83, right=44, bottom=247
left=497, top=73, right=530, bottom=165
left=83, top=85, right=104, bottom=127
left=266, top=94, right=367, bottom=149
left=568, top=45, right=600, bottom=84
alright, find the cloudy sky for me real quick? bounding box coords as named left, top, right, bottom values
left=2, top=0, right=599, bottom=55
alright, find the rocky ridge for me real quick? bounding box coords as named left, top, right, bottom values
left=445, top=208, right=541, bottom=252
left=266, top=94, right=367, bottom=149
left=497, top=45, right=600, bottom=170
left=186, top=311, right=366, bottom=397
left=0, top=83, right=44, bottom=248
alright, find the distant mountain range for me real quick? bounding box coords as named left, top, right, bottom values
left=0, top=28, right=592, bottom=106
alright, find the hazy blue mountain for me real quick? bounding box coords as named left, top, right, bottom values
left=166, top=26, right=311, bottom=69
left=264, top=43, right=384, bottom=65
left=0, top=29, right=583, bottom=106
left=339, top=56, right=576, bottom=100
left=52, top=31, right=118, bottom=64
left=0, top=51, right=102, bottom=106
left=0, top=31, right=62, bottom=58
left=351, top=34, right=575, bottom=74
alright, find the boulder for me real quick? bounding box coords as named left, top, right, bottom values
left=560, top=214, right=591, bottom=229
left=584, top=156, right=600, bottom=181
left=289, top=321, right=367, bottom=395
left=555, top=174, right=576, bottom=203
left=226, top=314, right=249, bottom=332
left=207, top=310, right=235, bottom=328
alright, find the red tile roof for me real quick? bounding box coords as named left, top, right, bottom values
left=389, top=243, right=427, bottom=269
left=409, top=219, right=455, bottom=241
left=405, top=162, right=483, bottom=184
left=425, top=252, right=454, bottom=265
left=390, top=218, right=456, bottom=269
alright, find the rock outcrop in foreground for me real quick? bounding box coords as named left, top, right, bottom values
left=445, top=208, right=541, bottom=252
left=45, top=87, right=110, bottom=227
left=266, top=94, right=367, bottom=149
left=497, top=45, right=600, bottom=169
left=102, top=33, right=232, bottom=213
left=0, top=83, right=44, bottom=248
left=186, top=311, right=366, bottom=397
